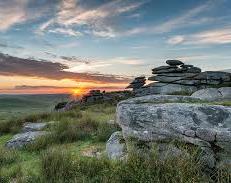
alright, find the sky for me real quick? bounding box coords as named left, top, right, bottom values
left=0, top=0, right=231, bottom=94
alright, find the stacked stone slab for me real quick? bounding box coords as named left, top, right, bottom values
left=135, top=60, right=231, bottom=96
left=126, top=76, right=146, bottom=91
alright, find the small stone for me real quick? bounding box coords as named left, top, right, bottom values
left=106, top=131, right=127, bottom=160
left=166, top=60, right=184, bottom=66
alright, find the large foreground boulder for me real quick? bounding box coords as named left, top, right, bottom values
left=116, top=95, right=231, bottom=170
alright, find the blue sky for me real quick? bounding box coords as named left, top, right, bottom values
left=0, top=0, right=231, bottom=93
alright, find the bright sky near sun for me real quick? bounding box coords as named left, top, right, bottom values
left=0, top=0, right=231, bottom=94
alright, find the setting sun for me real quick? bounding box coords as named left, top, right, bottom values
left=72, top=88, right=85, bottom=96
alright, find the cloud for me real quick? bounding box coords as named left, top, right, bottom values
left=222, top=69, right=231, bottom=73
left=124, top=0, right=221, bottom=36
left=0, top=84, right=126, bottom=94
left=14, top=85, right=124, bottom=91
left=0, top=41, right=24, bottom=49
left=151, top=1, right=214, bottom=33
left=0, top=0, right=29, bottom=31
left=168, top=27, right=231, bottom=45
left=60, top=56, right=146, bottom=74
left=167, top=36, right=185, bottom=45
left=44, top=51, right=58, bottom=58
left=48, top=28, right=82, bottom=37
left=0, top=52, right=131, bottom=84
left=0, top=43, right=8, bottom=48
left=0, top=0, right=55, bottom=31
left=60, top=56, right=91, bottom=65
left=38, top=0, right=147, bottom=38
left=108, top=57, right=145, bottom=66
left=176, top=55, right=211, bottom=62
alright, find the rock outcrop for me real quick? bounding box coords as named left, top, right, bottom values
left=134, top=60, right=231, bottom=96
left=56, top=90, right=132, bottom=112
left=81, top=90, right=105, bottom=103
left=191, top=87, right=231, bottom=101
left=6, top=122, right=50, bottom=149
left=116, top=95, right=231, bottom=170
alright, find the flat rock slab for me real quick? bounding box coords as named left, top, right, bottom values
left=22, top=122, right=49, bottom=132
left=194, top=71, right=231, bottom=81
left=149, top=76, right=201, bottom=85
left=135, top=83, right=198, bottom=96
left=166, top=60, right=184, bottom=66
left=6, top=131, right=47, bottom=149
left=191, top=87, right=231, bottom=101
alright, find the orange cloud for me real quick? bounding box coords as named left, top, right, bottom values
left=0, top=52, right=131, bottom=84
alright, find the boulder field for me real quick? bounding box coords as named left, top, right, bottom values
left=107, top=94, right=231, bottom=171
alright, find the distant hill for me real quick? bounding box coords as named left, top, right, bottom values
left=0, top=94, right=69, bottom=121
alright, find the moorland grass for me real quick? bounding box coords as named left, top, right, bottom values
left=39, top=146, right=231, bottom=183
left=24, top=102, right=119, bottom=151
left=0, top=148, right=19, bottom=167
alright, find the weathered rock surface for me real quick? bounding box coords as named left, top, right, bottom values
left=191, top=87, right=231, bottom=101
left=135, top=83, right=198, bottom=96
left=22, top=122, right=49, bottom=132
left=5, top=131, right=47, bottom=149
left=116, top=95, right=231, bottom=169
left=106, top=131, right=127, bottom=160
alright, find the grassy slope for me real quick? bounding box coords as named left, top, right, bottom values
left=0, top=99, right=230, bottom=182
left=0, top=94, right=69, bottom=121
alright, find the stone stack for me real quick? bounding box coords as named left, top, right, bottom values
left=135, top=60, right=231, bottom=96
left=126, top=76, right=146, bottom=91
